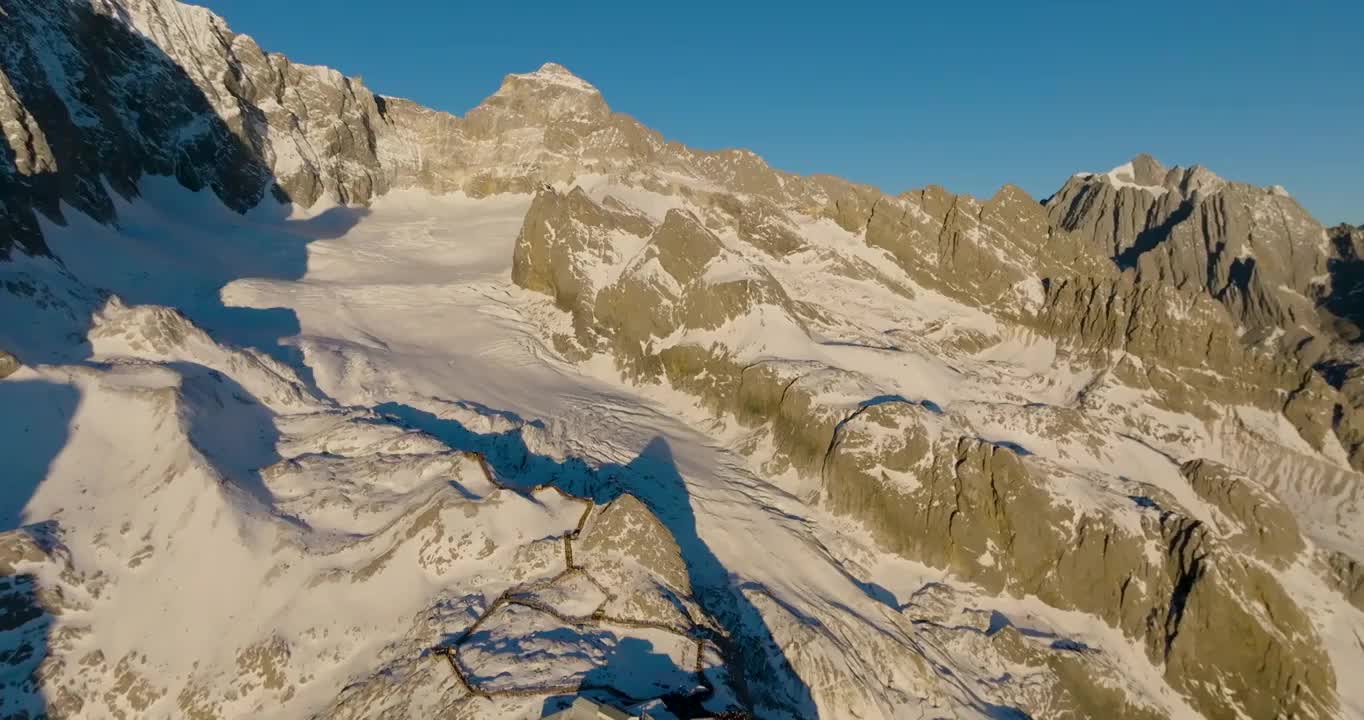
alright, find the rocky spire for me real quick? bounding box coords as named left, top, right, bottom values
left=481, top=62, right=610, bottom=123
left=1122, top=153, right=1166, bottom=186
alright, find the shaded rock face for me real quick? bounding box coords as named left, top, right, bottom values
left=1330, top=364, right=1364, bottom=471
left=1029, top=274, right=1315, bottom=406
left=0, top=1, right=729, bottom=257
left=0, top=530, right=52, bottom=719
left=1285, top=370, right=1343, bottom=453
left=1034, top=275, right=1250, bottom=371
left=1028, top=272, right=1356, bottom=465
left=0, top=0, right=457, bottom=259
left=0, top=0, right=275, bottom=256
left=1323, top=223, right=1364, bottom=337
left=1325, top=550, right=1364, bottom=611
left=0, top=524, right=84, bottom=719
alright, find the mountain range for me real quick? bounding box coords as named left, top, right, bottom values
left=2, top=1, right=1362, bottom=718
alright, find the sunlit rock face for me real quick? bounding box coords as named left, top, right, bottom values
left=506, top=136, right=1360, bottom=720
left=1046, top=154, right=1329, bottom=335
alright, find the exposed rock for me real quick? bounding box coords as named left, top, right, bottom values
left=1046, top=154, right=1329, bottom=334
left=475, top=60, right=1364, bottom=720
left=1025, top=272, right=1350, bottom=456
left=1323, top=223, right=1364, bottom=337
left=0, top=350, right=18, bottom=378
left=1324, top=550, right=1364, bottom=611
left=0, top=524, right=78, bottom=720
left=703, top=193, right=807, bottom=257
left=859, top=183, right=1108, bottom=313
left=904, top=584, right=1166, bottom=720
left=1179, top=459, right=1304, bottom=566
left=591, top=208, right=805, bottom=375
left=575, top=494, right=702, bottom=630
left=514, top=187, right=817, bottom=384
left=1032, top=274, right=1270, bottom=380
left=0, top=0, right=273, bottom=256
left=502, top=163, right=1358, bottom=715
left=1331, top=364, right=1364, bottom=470
left=578, top=494, right=689, bottom=595
left=818, top=403, right=1336, bottom=719
left=513, top=186, right=653, bottom=355
left=1284, top=370, right=1341, bottom=453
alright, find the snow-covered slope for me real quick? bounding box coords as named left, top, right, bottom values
left=2, top=1, right=1363, bottom=719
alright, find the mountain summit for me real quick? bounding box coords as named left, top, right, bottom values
left=483, top=62, right=610, bottom=124
left=505, top=62, right=602, bottom=94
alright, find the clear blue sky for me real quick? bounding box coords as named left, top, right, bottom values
left=199, top=0, right=1361, bottom=224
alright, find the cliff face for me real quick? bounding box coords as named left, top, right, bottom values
left=820, top=409, right=1335, bottom=720
left=2, top=0, right=269, bottom=255
left=510, top=177, right=1360, bottom=719
left=1045, top=155, right=1329, bottom=335
left=0, top=0, right=863, bottom=259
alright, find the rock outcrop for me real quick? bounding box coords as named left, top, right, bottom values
left=1045, top=154, right=1328, bottom=335
left=0, top=350, right=18, bottom=378
left=1, top=0, right=274, bottom=256
left=575, top=494, right=699, bottom=629
left=516, top=189, right=808, bottom=377
left=858, top=183, right=1110, bottom=312
left=0, top=521, right=106, bottom=719
left=903, top=582, right=1169, bottom=720
left=1179, top=459, right=1305, bottom=565
left=1323, top=223, right=1364, bottom=336
left=1325, top=550, right=1364, bottom=611
left=817, top=403, right=1335, bottom=719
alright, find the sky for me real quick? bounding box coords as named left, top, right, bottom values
left=197, top=0, right=1362, bottom=224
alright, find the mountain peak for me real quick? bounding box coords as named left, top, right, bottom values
left=477, top=61, right=609, bottom=126
left=504, top=62, right=599, bottom=94
left=1126, top=153, right=1167, bottom=185
left=1102, top=153, right=1167, bottom=188
left=1069, top=154, right=1229, bottom=198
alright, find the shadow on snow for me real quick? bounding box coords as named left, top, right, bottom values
left=0, top=1, right=364, bottom=714
left=377, top=401, right=819, bottom=719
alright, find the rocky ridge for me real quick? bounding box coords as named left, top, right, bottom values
left=505, top=124, right=1363, bottom=720
left=3, top=0, right=1364, bottom=718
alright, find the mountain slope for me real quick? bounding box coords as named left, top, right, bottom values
left=2, top=1, right=1363, bottom=718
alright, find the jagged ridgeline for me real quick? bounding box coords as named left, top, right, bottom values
left=3, top=0, right=1364, bottom=718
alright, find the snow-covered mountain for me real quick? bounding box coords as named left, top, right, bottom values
left=2, top=1, right=1363, bottom=718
